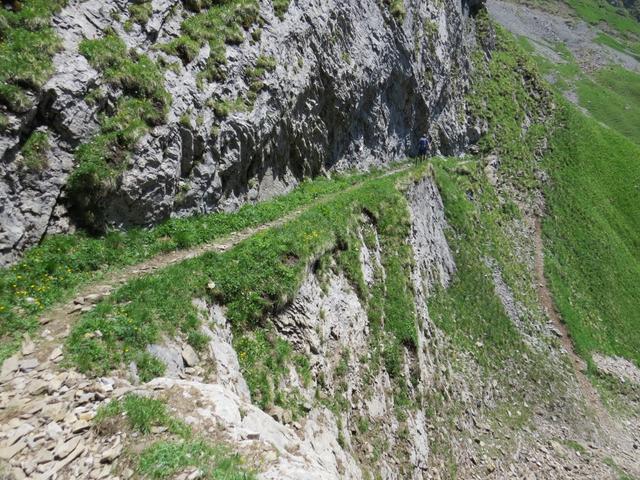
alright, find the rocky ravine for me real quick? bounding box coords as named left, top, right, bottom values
left=0, top=0, right=488, bottom=266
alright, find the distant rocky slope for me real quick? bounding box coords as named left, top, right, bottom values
left=0, top=0, right=488, bottom=265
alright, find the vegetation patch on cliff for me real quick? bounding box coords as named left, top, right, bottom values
left=429, top=160, right=526, bottom=366
left=159, top=0, right=261, bottom=83
left=67, top=32, right=171, bottom=230
left=18, top=130, right=49, bottom=172
left=0, top=0, right=65, bottom=113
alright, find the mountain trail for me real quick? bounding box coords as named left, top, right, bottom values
left=33, top=166, right=409, bottom=361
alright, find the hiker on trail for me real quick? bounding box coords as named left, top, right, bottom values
left=417, top=133, right=429, bottom=164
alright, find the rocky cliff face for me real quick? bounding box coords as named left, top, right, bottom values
left=0, top=0, right=487, bottom=266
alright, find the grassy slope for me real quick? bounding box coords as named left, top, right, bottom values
left=502, top=3, right=640, bottom=367
left=515, top=0, right=640, bottom=148
left=564, top=0, right=640, bottom=36
left=542, top=102, right=640, bottom=368
left=483, top=20, right=640, bottom=368
left=576, top=66, right=640, bottom=145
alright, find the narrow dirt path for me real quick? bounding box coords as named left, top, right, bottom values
left=34, top=166, right=409, bottom=360
left=534, top=218, right=612, bottom=410
left=533, top=219, right=597, bottom=400
left=36, top=208, right=300, bottom=354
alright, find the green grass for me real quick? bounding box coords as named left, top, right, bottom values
left=19, top=130, right=49, bottom=172
left=564, top=0, right=640, bottom=36
left=542, top=102, right=640, bottom=368
left=79, top=33, right=169, bottom=110
left=522, top=15, right=640, bottom=147
left=576, top=65, right=640, bottom=145
left=138, top=440, right=255, bottom=479
left=526, top=40, right=583, bottom=94
left=210, top=97, right=250, bottom=118
left=65, top=167, right=420, bottom=409
left=562, top=439, right=586, bottom=453
left=0, top=0, right=65, bottom=113
left=93, top=394, right=253, bottom=479
left=160, top=0, right=259, bottom=69
left=95, top=394, right=188, bottom=436
left=160, top=0, right=289, bottom=89
left=68, top=32, right=170, bottom=230
left=0, top=171, right=370, bottom=363
left=128, top=1, right=153, bottom=27
left=235, top=330, right=310, bottom=411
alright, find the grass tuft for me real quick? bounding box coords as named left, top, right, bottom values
left=0, top=0, right=65, bottom=112
left=95, top=394, right=187, bottom=436
left=19, top=130, right=49, bottom=172
left=128, top=1, right=153, bottom=27
left=383, top=0, right=406, bottom=20
left=138, top=439, right=255, bottom=479
left=273, top=0, right=290, bottom=19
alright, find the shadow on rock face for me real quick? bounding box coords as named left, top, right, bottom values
left=463, top=0, right=487, bottom=16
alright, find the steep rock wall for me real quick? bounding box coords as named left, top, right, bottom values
left=0, top=0, right=487, bottom=265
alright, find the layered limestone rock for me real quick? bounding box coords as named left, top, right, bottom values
left=1, top=0, right=488, bottom=265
